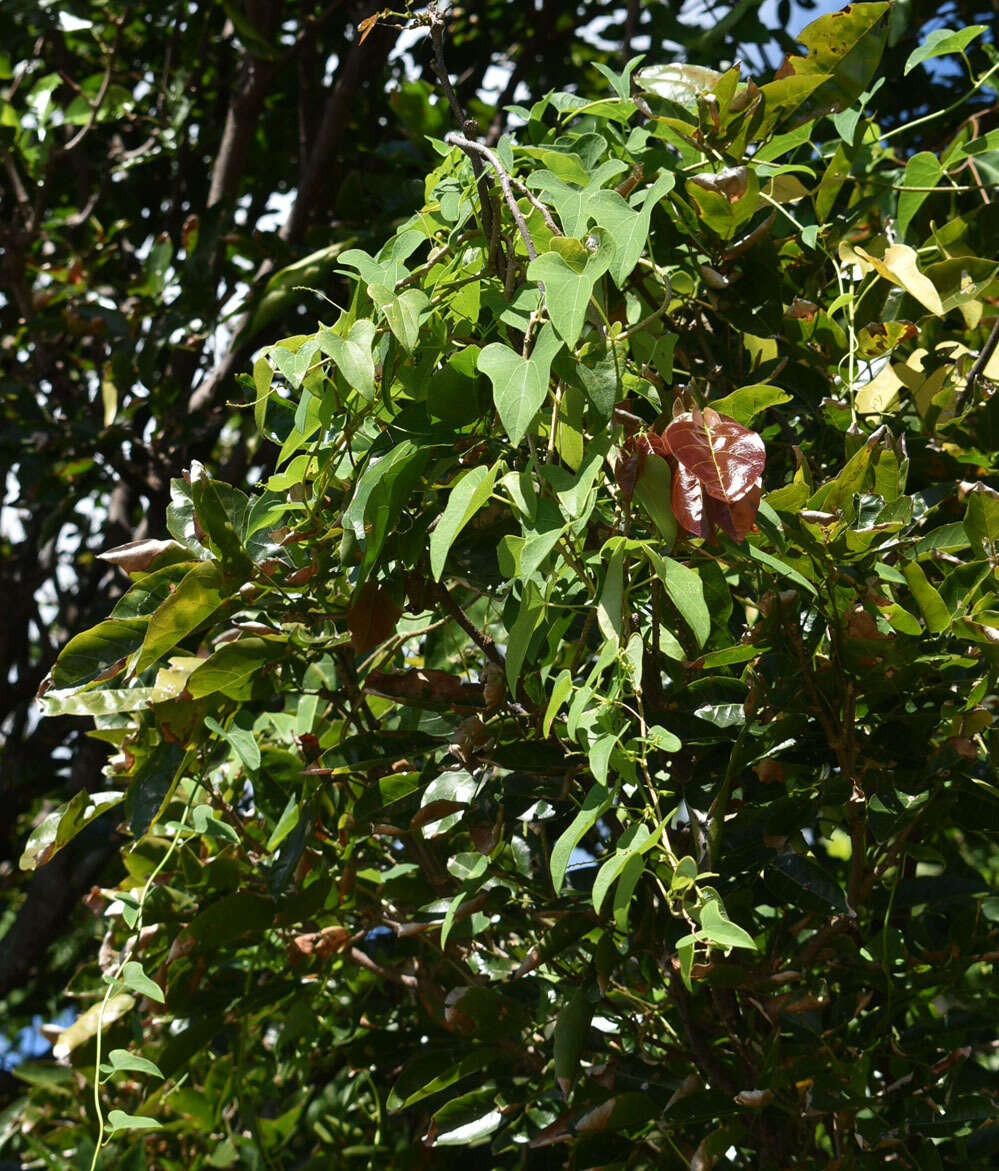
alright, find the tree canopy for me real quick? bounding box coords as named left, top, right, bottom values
left=3, top=1, right=999, bottom=1168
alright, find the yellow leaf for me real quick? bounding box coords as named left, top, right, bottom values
left=855, top=360, right=903, bottom=416
left=853, top=243, right=944, bottom=317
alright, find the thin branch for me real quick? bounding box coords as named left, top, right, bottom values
left=509, top=173, right=562, bottom=237
left=445, top=132, right=538, bottom=261
left=955, top=316, right=999, bottom=413
left=428, top=6, right=479, bottom=141
left=62, top=54, right=115, bottom=154
left=427, top=6, right=496, bottom=255
left=437, top=584, right=504, bottom=668
left=349, top=946, right=419, bottom=989
left=1, top=148, right=32, bottom=213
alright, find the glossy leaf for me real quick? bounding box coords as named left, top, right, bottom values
left=665, top=408, right=765, bottom=504
left=135, top=561, right=226, bottom=675
left=20, top=790, right=123, bottom=871
left=551, top=784, right=612, bottom=893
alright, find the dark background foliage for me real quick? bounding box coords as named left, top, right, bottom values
left=1, top=0, right=997, bottom=1154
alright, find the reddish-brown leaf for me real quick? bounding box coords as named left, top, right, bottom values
left=614, top=451, right=642, bottom=503
left=664, top=407, right=765, bottom=504
left=671, top=463, right=761, bottom=543
left=356, top=13, right=379, bottom=44
left=671, top=461, right=706, bottom=538
left=348, top=581, right=401, bottom=652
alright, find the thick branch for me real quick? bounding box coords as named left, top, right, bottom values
left=279, top=15, right=396, bottom=244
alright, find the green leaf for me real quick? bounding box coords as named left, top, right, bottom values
left=543, top=669, right=573, bottom=737
left=505, top=581, right=545, bottom=695
left=589, top=172, right=675, bottom=286
left=39, top=686, right=163, bottom=718
left=107, top=1049, right=165, bottom=1079
left=633, top=453, right=678, bottom=547
left=551, top=784, right=612, bottom=893
left=519, top=499, right=567, bottom=579
left=699, top=898, right=756, bottom=951
left=367, top=283, right=428, bottom=352
left=905, top=25, right=987, bottom=74
left=430, top=462, right=500, bottom=580
left=187, top=638, right=284, bottom=701
left=388, top=1048, right=500, bottom=1111
left=51, top=617, right=148, bottom=689
left=106, top=1110, right=162, bottom=1134
left=759, top=3, right=890, bottom=127
left=188, top=891, right=275, bottom=947
left=767, top=852, right=846, bottom=911
left=135, top=561, right=226, bottom=675
left=554, top=987, right=593, bottom=1094
left=592, top=822, right=658, bottom=914
left=189, top=461, right=252, bottom=578
left=709, top=384, right=791, bottom=426
left=527, top=160, right=630, bottom=237
left=644, top=550, right=710, bottom=647
left=597, top=542, right=625, bottom=645
left=637, top=63, right=724, bottom=109
left=431, top=1092, right=503, bottom=1147
left=588, top=732, right=618, bottom=787
left=902, top=561, right=951, bottom=632
left=964, top=483, right=999, bottom=563
left=574, top=347, right=619, bottom=422
left=676, top=934, right=696, bottom=991
left=478, top=324, right=563, bottom=445
left=205, top=714, right=261, bottom=772
left=613, top=851, right=646, bottom=931
left=897, top=152, right=943, bottom=242
left=319, top=318, right=377, bottom=400
left=20, top=790, right=123, bottom=871
left=528, top=231, right=614, bottom=346
left=743, top=542, right=818, bottom=596
left=119, top=961, right=165, bottom=1003
left=124, top=741, right=186, bottom=836
left=686, top=167, right=760, bottom=239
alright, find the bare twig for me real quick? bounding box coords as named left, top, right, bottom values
left=445, top=131, right=538, bottom=261
left=955, top=316, right=999, bottom=413
left=428, top=5, right=479, bottom=140
left=349, top=946, right=419, bottom=989
left=437, top=584, right=504, bottom=668
left=427, top=7, right=496, bottom=256
left=509, top=173, right=562, bottom=237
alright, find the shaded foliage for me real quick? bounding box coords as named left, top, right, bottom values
left=3, top=1, right=999, bottom=1168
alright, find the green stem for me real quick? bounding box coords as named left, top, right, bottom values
left=881, top=61, right=999, bottom=143
left=88, top=792, right=194, bottom=1171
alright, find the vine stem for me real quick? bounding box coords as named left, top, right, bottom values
left=88, top=792, right=194, bottom=1171
left=880, top=61, right=999, bottom=143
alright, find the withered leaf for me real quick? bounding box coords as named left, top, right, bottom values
left=348, top=581, right=402, bottom=653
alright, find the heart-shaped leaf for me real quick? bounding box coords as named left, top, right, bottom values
left=478, top=324, right=563, bottom=445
